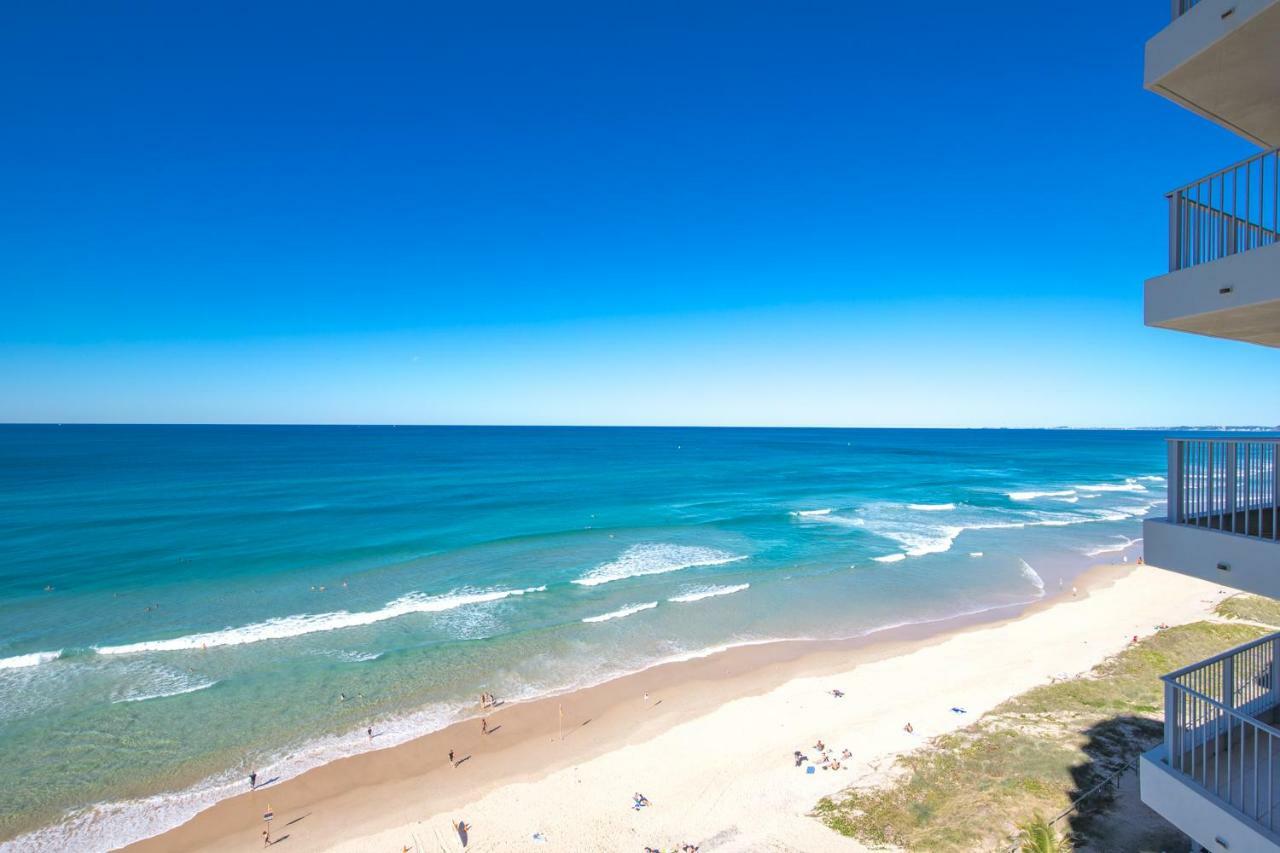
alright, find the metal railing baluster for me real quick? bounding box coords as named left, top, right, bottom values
left=1166, top=149, right=1280, bottom=271
left=1165, top=437, right=1280, bottom=542
left=1163, top=633, right=1280, bottom=832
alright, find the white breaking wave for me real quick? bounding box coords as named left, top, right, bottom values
left=1110, top=501, right=1162, bottom=518
left=1020, top=507, right=1149, bottom=528
left=789, top=508, right=833, bottom=517
left=969, top=552, right=984, bottom=558
left=0, top=650, right=61, bottom=670
left=1011, top=480, right=1149, bottom=502
left=854, top=506, right=1019, bottom=563
left=1008, top=489, right=1077, bottom=501
left=0, top=537, right=1082, bottom=853
left=93, top=587, right=546, bottom=655
left=1019, top=559, right=1046, bottom=594
left=848, top=489, right=1159, bottom=566
left=1134, top=476, right=1166, bottom=482
left=339, top=650, right=383, bottom=663
left=572, top=543, right=745, bottom=587
left=582, top=602, right=659, bottom=623
left=310, top=649, right=385, bottom=663
left=807, top=513, right=866, bottom=527
left=872, top=553, right=907, bottom=563
left=1, top=695, right=475, bottom=853
left=1085, top=536, right=1144, bottom=558
left=1074, top=480, right=1148, bottom=493
left=112, top=680, right=218, bottom=704
left=908, top=502, right=956, bottom=512
left=879, top=523, right=964, bottom=557
left=849, top=501, right=973, bottom=558
left=668, top=583, right=750, bottom=604
left=106, top=662, right=222, bottom=705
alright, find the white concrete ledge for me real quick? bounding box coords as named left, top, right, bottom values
left=1144, top=240, right=1280, bottom=348
left=1144, top=0, right=1280, bottom=146
left=1141, top=746, right=1280, bottom=852
left=1144, top=519, right=1280, bottom=599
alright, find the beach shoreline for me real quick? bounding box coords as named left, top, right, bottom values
left=113, top=558, right=1225, bottom=853
left=0, top=427, right=1177, bottom=852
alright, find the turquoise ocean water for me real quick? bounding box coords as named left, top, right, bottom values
left=0, top=425, right=1184, bottom=848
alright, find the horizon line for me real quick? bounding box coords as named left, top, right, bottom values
left=3, top=422, right=1279, bottom=432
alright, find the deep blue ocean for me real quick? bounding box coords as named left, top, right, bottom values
left=0, top=425, right=1175, bottom=849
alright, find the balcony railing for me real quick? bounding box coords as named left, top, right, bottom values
left=1163, top=633, right=1280, bottom=832
left=1172, top=0, right=1202, bottom=17
left=1167, top=438, right=1280, bottom=540
left=1168, top=148, right=1280, bottom=272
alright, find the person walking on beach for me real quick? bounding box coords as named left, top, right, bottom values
left=262, top=828, right=271, bottom=847
left=481, top=718, right=488, bottom=736
left=448, top=749, right=455, bottom=767
left=249, top=770, right=257, bottom=790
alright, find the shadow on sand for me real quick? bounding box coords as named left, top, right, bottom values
left=1056, top=714, right=1184, bottom=850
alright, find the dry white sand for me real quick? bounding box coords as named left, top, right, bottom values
left=313, top=566, right=1227, bottom=853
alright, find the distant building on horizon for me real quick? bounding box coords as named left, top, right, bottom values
left=1137, top=0, right=1280, bottom=849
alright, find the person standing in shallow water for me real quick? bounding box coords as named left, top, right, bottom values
left=249, top=771, right=257, bottom=790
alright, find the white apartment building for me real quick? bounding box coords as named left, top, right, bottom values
left=1138, top=1, right=1280, bottom=850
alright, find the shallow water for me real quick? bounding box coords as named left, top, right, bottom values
left=0, top=425, right=1185, bottom=848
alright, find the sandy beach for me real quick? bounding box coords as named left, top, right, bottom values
left=121, top=562, right=1229, bottom=853
left=8, top=3, right=1265, bottom=850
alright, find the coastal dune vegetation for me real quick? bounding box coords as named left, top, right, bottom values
left=815, top=597, right=1278, bottom=851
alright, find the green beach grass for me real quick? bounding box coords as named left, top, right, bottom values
left=814, top=620, right=1270, bottom=851
left=1215, top=593, right=1280, bottom=627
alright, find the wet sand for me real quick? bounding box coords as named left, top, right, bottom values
left=124, top=562, right=1225, bottom=852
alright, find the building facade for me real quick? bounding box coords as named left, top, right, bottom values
left=1138, top=1, right=1280, bottom=850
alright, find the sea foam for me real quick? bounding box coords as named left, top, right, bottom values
left=0, top=650, right=61, bottom=670
left=1019, top=559, right=1046, bottom=594
left=112, top=680, right=218, bottom=704
left=1084, top=536, right=1143, bottom=558
left=93, top=587, right=546, bottom=655
left=309, top=649, right=385, bottom=663
left=668, top=583, right=750, bottom=603
left=1008, top=489, right=1077, bottom=501
left=582, top=602, right=659, bottom=623
left=1074, top=479, right=1148, bottom=493
left=0, top=697, right=474, bottom=853
left=805, top=513, right=866, bottom=527
left=572, top=543, right=745, bottom=587
left=846, top=488, right=1159, bottom=567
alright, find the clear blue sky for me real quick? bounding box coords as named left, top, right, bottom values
left=1, top=1, right=1273, bottom=427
